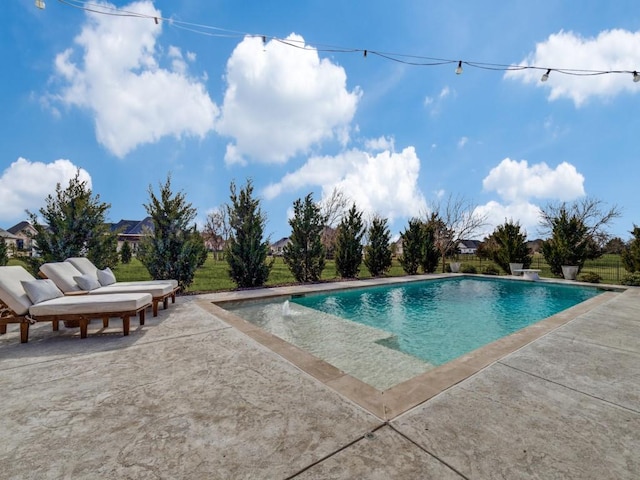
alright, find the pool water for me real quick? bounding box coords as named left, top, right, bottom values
left=293, top=277, right=600, bottom=366
left=226, top=277, right=601, bottom=390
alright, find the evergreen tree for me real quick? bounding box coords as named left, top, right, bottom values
left=225, top=179, right=272, bottom=288
left=540, top=199, right=619, bottom=277
left=191, top=228, right=209, bottom=268
left=420, top=217, right=440, bottom=273
left=120, top=240, right=132, bottom=264
left=485, top=220, right=532, bottom=273
left=335, top=203, right=365, bottom=278
left=541, top=209, right=596, bottom=276
left=283, top=193, right=326, bottom=282
left=621, top=225, right=640, bottom=273
left=364, top=216, right=392, bottom=277
left=137, top=175, right=200, bottom=290
left=399, top=218, right=423, bottom=275
left=26, top=171, right=118, bottom=274
left=0, top=239, right=8, bottom=266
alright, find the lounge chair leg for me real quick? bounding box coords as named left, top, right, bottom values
left=152, top=300, right=158, bottom=317
left=171, top=293, right=176, bottom=304
left=0, top=324, right=6, bottom=335
left=163, top=297, right=169, bottom=310
left=52, top=320, right=59, bottom=331
left=20, top=322, right=29, bottom=343
left=139, top=309, right=145, bottom=326
left=79, top=318, right=89, bottom=339
left=102, top=316, right=109, bottom=328
left=122, top=316, right=130, bottom=336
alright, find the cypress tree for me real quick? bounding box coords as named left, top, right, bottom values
left=283, top=193, right=326, bottom=283
left=138, top=175, right=200, bottom=290
left=364, top=216, right=392, bottom=277
left=26, top=171, right=118, bottom=273
left=225, top=179, right=272, bottom=288
left=335, top=203, right=365, bottom=278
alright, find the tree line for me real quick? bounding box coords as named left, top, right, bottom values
left=6, top=171, right=640, bottom=288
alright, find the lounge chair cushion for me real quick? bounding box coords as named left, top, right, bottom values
left=65, top=257, right=98, bottom=276
left=0, top=266, right=38, bottom=315
left=94, top=283, right=174, bottom=297
left=74, top=274, right=101, bottom=291
left=40, top=262, right=83, bottom=293
left=97, top=267, right=116, bottom=286
left=29, top=292, right=152, bottom=317
left=21, top=279, right=64, bottom=305
left=66, top=257, right=179, bottom=290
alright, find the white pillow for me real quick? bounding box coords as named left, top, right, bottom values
left=73, top=273, right=101, bottom=291
left=97, top=267, right=117, bottom=286
left=21, top=279, right=64, bottom=305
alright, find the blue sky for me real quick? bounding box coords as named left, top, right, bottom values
left=2, top=0, right=640, bottom=242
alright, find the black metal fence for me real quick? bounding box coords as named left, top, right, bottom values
left=454, top=254, right=626, bottom=285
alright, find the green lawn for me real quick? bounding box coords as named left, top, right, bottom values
left=8, top=252, right=627, bottom=292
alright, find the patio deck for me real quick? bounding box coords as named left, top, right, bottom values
left=1, top=277, right=638, bottom=479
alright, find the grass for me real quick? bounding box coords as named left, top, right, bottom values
left=7, top=252, right=627, bottom=292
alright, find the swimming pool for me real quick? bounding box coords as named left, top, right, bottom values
left=225, top=277, right=602, bottom=390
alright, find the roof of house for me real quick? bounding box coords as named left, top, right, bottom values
left=270, top=237, right=290, bottom=248
left=110, top=217, right=154, bottom=235
left=6, top=221, right=34, bottom=235
left=0, top=228, right=20, bottom=240
left=459, top=239, right=482, bottom=249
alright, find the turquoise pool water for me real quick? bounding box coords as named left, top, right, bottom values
left=291, top=277, right=601, bottom=366
left=226, top=277, right=602, bottom=390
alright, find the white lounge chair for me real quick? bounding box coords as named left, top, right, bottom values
left=66, top=257, right=179, bottom=306
left=40, top=262, right=176, bottom=317
left=0, top=266, right=152, bottom=343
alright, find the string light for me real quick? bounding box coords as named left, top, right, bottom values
left=541, top=69, right=551, bottom=82
left=51, top=0, right=640, bottom=83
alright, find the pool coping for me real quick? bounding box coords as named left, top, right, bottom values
left=201, top=274, right=623, bottom=421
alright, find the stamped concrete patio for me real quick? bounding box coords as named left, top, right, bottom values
left=1, top=276, right=638, bottom=479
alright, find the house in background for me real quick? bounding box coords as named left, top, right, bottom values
left=6, top=221, right=38, bottom=256
left=110, top=218, right=154, bottom=251
left=458, top=239, right=482, bottom=255
left=0, top=228, right=20, bottom=256
left=270, top=237, right=290, bottom=256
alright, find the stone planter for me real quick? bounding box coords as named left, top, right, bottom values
left=450, top=262, right=461, bottom=273
left=562, top=265, right=579, bottom=280
left=509, top=263, right=524, bottom=276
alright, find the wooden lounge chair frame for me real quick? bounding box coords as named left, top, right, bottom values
left=0, top=297, right=147, bottom=344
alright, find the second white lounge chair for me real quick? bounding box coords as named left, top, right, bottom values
left=40, top=262, right=175, bottom=317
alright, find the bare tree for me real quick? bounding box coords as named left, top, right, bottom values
left=203, top=207, right=231, bottom=260
left=428, top=195, right=488, bottom=272
left=538, top=198, right=622, bottom=249
left=318, top=187, right=350, bottom=258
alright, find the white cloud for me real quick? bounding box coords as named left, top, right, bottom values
left=505, top=29, right=640, bottom=106
left=0, top=158, right=91, bottom=222
left=216, top=34, right=361, bottom=165
left=51, top=0, right=218, bottom=158
left=263, top=146, right=427, bottom=222
left=439, top=86, right=451, bottom=99
left=482, top=158, right=585, bottom=203
left=424, top=85, right=454, bottom=116
left=473, top=201, right=543, bottom=240
left=477, top=157, right=586, bottom=238
left=457, top=136, right=468, bottom=149
left=364, top=136, right=395, bottom=152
